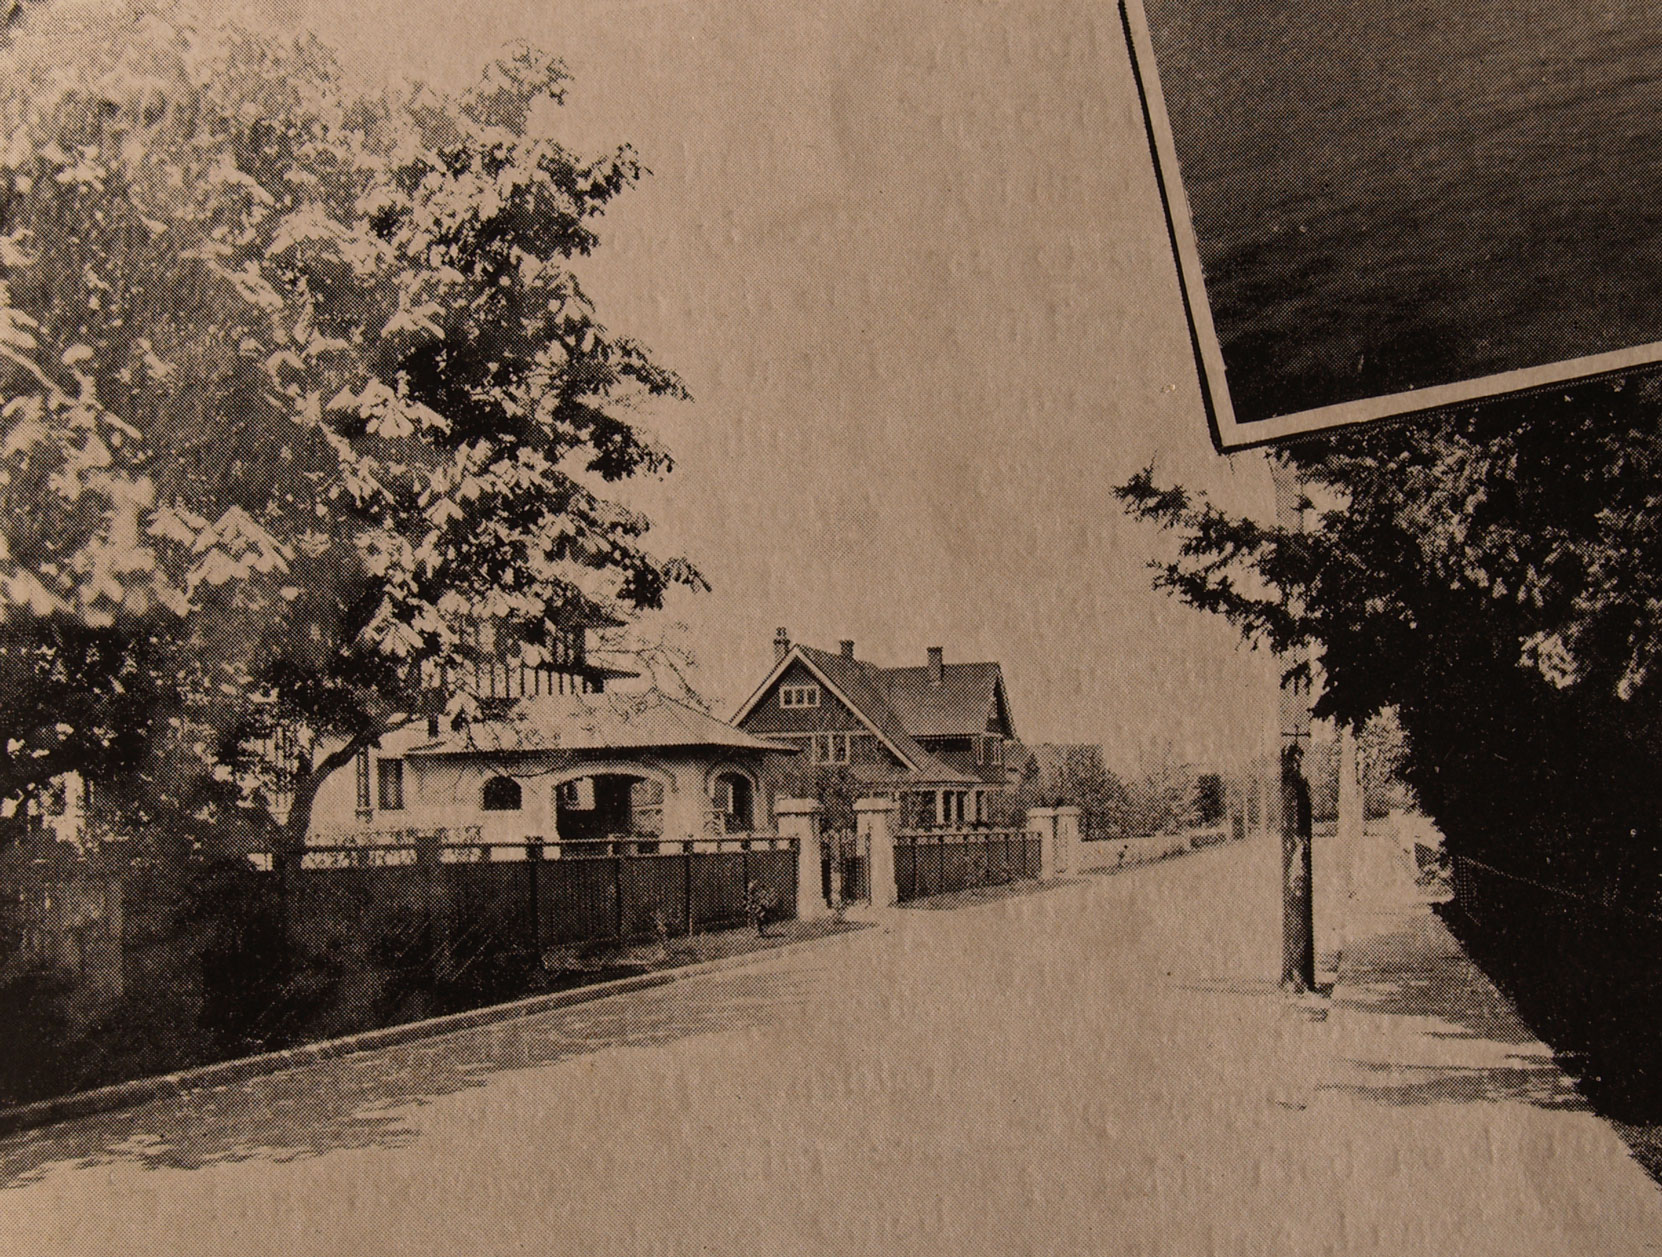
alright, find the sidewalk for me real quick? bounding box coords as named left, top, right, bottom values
left=1291, top=831, right=1662, bottom=1254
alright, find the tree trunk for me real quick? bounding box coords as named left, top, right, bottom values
left=1280, top=743, right=1315, bottom=992
left=1272, top=456, right=1317, bottom=994
left=270, top=737, right=375, bottom=966
left=275, top=739, right=368, bottom=866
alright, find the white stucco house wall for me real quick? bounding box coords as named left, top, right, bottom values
left=304, top=690, right=799, bottom=856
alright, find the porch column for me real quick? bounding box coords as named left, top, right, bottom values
left=1055, top=806, right=1082, bottom=875
left=856, top=796, right=899, bottom=908
left=659, top=766, right=704, bottom=843
left=1029, top=807, right=1060, bottom=880
left=776, top=798, right=825, bottom=921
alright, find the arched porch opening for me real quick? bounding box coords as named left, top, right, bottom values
left=554, top=772, right=665, bottom=842
left=709, top=769, right=756, bottom=834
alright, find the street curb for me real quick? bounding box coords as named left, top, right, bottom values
left=0, top=925, right=868, bottom=1142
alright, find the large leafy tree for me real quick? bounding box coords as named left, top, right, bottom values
left=0, top=1, right=702, bottom=854
left=1009, top=744, right=1132, bottom=834
left=1118, top=378, right=1662, bottom=890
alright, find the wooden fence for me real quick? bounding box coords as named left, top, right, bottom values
left=1, top=829, right=800, bottom=1035
left=283, top=829, right=798, bottom=972
left=1073, top=825, right=1237, bottom=873
left=894, top=827, right=1040, bottom=902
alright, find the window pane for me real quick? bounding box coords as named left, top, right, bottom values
left=377, top=759, right=404, bottom=811
left=355, top=749, right=372, bottom=813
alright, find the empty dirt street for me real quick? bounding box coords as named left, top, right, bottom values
left=2, top=835, right=1660, bottom=1256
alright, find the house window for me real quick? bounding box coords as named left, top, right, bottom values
left=355, top=748, right=372, bottom=816
left=377, top=758, right=405, bottom=811
left=909, top=791, right=938, bottom=828
left=813, top=733, right=850, bottom=764
left=482, top=776, right=522, bottom=811
left=780, top=684, right=820, bottom=709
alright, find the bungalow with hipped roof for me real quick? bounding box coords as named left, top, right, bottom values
left=305, top=689, right=799, bottom=852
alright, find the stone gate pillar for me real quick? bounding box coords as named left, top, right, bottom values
left=856, top=796, right=899, bottom=908
left=1029, top=807, right=1060, bottom=880
left=1055, top=806, right=1082, bottom=875
left=775, top=798, right=825, bottom=921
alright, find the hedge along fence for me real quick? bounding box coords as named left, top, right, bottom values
left=1445, top=852, right=1662, bottom=1116
left=0, top=831, right=802, bottom=1098
left=0, top=847, right=293, bottom=1104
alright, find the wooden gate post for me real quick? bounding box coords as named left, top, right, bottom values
left=526, top=835, right=544, bottom=953
left=776, top=798, right=825, bottom=920
left=414, top=827, right=454, bottom=983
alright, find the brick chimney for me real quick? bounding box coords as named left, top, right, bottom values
left=927, top=645, right=943, bottom=685
left=774, top=627, right=791, bottom=663
left=840, top=640, right=855, bottom=659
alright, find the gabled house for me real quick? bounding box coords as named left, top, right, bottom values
left=732, top=630, right=1019, bottom=827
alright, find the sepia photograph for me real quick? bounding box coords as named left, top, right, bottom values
left=0, top=0, right=1661, bottom=1253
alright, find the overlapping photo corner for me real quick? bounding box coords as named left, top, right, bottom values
left=1123, top=0, right=1662, bottom=451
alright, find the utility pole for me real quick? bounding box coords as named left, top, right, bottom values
left=1271, top=457, right=1316, bottom=993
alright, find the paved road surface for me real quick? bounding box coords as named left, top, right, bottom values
left=2, top=833, right=1660, bottom=1256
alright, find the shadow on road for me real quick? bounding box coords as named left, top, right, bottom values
left=1333, top=911, right=1541, bottom=1045
left=1321, top=908, right=1589, bottom=1112
left=0, top=967, right=819, bottom=1189
left=900, top=876, right=1086, bottom=911
left=1328, top=1058, right=1586, bottom=1109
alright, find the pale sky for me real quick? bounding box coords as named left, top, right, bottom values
left=274, top=0, right=1280, bottom=774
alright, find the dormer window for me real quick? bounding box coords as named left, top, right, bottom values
left=781, top=683, right=820, bottom=709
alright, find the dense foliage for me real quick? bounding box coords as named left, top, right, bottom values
left=1119, top=377, right=1662, bottom=886
left=0, top=1, right=701, bottom=851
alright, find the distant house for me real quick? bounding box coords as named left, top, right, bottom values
left=732, top=630, right=1018, bottom=827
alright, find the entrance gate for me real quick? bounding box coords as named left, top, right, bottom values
left=821, top=825, right=869, bottom=907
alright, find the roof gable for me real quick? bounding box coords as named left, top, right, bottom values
left=738, top=658, right=871, bottom=730
left=878, top=661, right=1014, bottom=739
left=731, top=641, right=983, bottom=781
